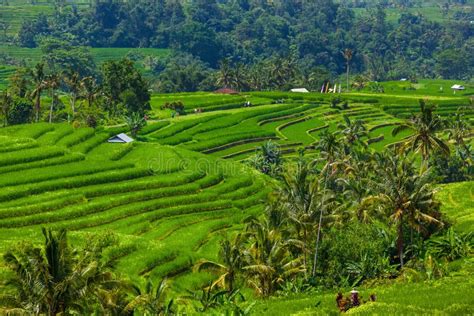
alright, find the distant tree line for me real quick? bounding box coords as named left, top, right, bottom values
left=1, top=42, right=150, bottom=127
left=8, top=0, right=473, bottom=83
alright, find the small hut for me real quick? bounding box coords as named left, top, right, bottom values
left=108, top=133, right=134, bottom=143
left=290, top=88, right=309, bottom=93
left=451, top=84, right=465, bottom=94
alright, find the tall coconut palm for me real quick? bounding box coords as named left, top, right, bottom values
left=63, top=70, right=82, bottom=122
left=392, top=99, right=450, bottom=166
left=45, top=73, right=60, bottom=123
left=370, top=153, right=444, bottom=267
left=276, top=160, right=319, bottom=273
left=4, top=229, right=76, bottom=315
left=30, top=62, right=46, bottom=122
left=194, top=234, right=245, bottom=292
left=342, top=48, right=353, bottom=92
left=80, top=76, right=100, bottom=109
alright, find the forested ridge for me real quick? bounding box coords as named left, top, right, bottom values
left=7, top=0, right=473, bottom=84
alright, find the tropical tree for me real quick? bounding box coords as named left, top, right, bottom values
left=0, top=90, right=13, bottom=126
left=125, top=278, right=174, bottom=316
left=338, top=115, right=368, bottom=148
left=30, top=62, right=46, bottom=122
left=445, top=111, right=471, bottom=155
left=216, top=58, right=235, bottom=88
left=195, top=234, right=245, bottom=292
left=125, top=112, right=146, bottom=137
left=342, top=48, right=353, bottom=92
left=392, top=99, right=450, bottom=166
left=248, top=140, right=282, bottom=176
left=80, top=76, right=100, bottom=109
left=243, top=217, right=305, bottom=297
left=370, top=153, right=444, bottom=267
left=63, top=70, right=82, bottom=122
left=275, top=160, right=319, bottom=273
left=315, top=130, right=342, bottom=163
left=2, top=228, right=120, bottom=315
left=45, top=72, right=60, bottom=123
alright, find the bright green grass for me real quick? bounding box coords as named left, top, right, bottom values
left=143, top=101, right=414, bottom=159
left=0, top=123, right=269, bottom=293
left=437, top=181, right=474, bottom=233
left=253, top=266, right=474, bottom=315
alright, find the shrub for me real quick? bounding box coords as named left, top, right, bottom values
left=8, top=97, right=33, bottom=125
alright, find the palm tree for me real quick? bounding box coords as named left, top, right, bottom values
left=30, top=62, right=46, bottom=122
left=276, top=160, right=319, bottom=273
left=352, top=75, right=367, bottom=91
left=125, top=278, right=174, bottom=316
left=63, top=70, right=82, bottom=122
left=342, top=48, right=353, bottom=92
left=445, top=111, right=471, bottom=155
left=45, top=73, right=60, bottom=123
left=392, top=99, right=450, bottom=166
left=3, top=229, right=76, bottom=315
left=338, top=115, right=368, bottom=148
left=216, top=58, right=235, bottom=89
left=3, top=228, right=118, bottom=315
left=243, top=217, right=305, bottom=297
left=0, top=90, right=13, bottom=127
left=125, top=112, right=146, bottom=137
left=80, top=76, right=100, bottom=109
left=371, top=153, right=444, bottom=268
left=315, top=130, right=342, bottom=163
left=194, top=234, right=245, bottom=292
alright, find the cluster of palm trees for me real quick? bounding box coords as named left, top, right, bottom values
left=2, top=62, right=100, bottom=126
left=198, top=101, right=471, bottom=296
left=216, top=57, right=327, bottom=92
left=1, top=228, right=177, bottom=316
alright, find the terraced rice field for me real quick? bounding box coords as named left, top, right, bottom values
left=0, top=87, right=471, bottom=295
left=143, top=100, right=410, bottom=161
left=0, top=123, right=269, bottom=291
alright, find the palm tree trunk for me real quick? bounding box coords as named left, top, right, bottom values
left=35, top=92, right=41, bottom=122
left=311, top=209, right=324, bottom=277
left=49, top=90, right=54, bottom=124
left=346, top=62, right=350, bottom=92
left=312, top=164, right=331, bottom=277
left=397, top=220, right=404, bottom=268
left=70, top=95, right=76, bottom=122
left=303, top=228, right=307, bottom=275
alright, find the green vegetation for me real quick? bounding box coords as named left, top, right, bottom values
left=0, top=0, right=472, bottom=313
left=0, top=82, right=472, bottom=313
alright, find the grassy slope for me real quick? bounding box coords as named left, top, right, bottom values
left=0, top=123, right=270, bottom=293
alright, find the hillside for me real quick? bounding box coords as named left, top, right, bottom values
left=143, top=82, right=472, bottom=161
left=0, top=122, right=269, bottom=293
